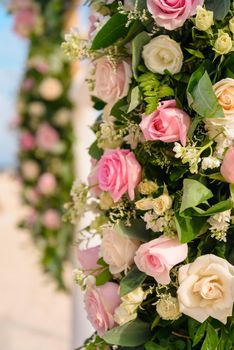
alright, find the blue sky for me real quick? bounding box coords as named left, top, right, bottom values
left=0, top=5, right=28, bottom=169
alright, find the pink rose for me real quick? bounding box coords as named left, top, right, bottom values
left=37, top=173, right=57, bottom=195
left=25, top=187, right=40, bottom=204
left=147, top=0, right=204, bottom=30
left=36, top=123, right=59, bottom=151
left=134, top=235, right=188, bottom=285
left=140, top=100, right=191, bottom=146
left=84, top=282, right=121, bottom=336
left=13, top=7, right=37, bottom=37
left=221, top=147, right=234, bottom=184
left=95, top=57, right=132, bottom=106
left=77, top=246, right=100, bottom=275
left=21, top=78, right=35, bottom=92
left=20, top=131, right=35, bottom=150
left=42, top=209, right=61, bottom=230
left=26, top=209, right=38, bottom=227
left=97, top=149, right=141, bottom=202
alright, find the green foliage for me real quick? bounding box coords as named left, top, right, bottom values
left=120, top=266, right=146, bottom=297
left=138, top=72, right=174, bottom=115
left=205, top=0, right=231, bottom=20
left=115, top=219, right=153, bottom=242
left=91, top=13, right=128, bottom=49
left=103, top=319, right=151, bottom=346
left=132, top=31, right=151, bottom=79
left=187, top=68, right=224, bottom=119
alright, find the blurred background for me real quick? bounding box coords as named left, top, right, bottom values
left=0, top=0, right=96, bottom=349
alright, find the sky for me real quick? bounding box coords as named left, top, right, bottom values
left=0, top=4, right=28, bottom=169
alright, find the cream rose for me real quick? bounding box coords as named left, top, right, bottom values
left=142, top=35, right=183, bottom=75
left=152, top=194, right=172, bottom=215
left=177, top=254, right=234, bottom=324
left=195, top=6, right=213, bottom=31
left=214, top=78, right=234, bottom=116
left=214, top=30, right=233, bottom=55
left=101, top=227, right=140, bottom=274
left=137, top=180, right=159, bottom=195
left=38, top=78, right=63, bottom=101
left=156, top=295, right=181, bottom=321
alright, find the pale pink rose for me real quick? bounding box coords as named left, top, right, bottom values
left=84, top=282, right=121, bottom=336
left=35, top=62, right=49, bottom=74
left=134, top=235, right=188, bottom=285
left=42, top=209, right=61, bottom=230
left=77, top=246, right=100, bottom=275
left=147, top=0, right=204, bottom=30
left=13, top=7, right=37, bottom=37
left=26, top=209, right=38, bottom=227
left=21, top=77, right=35, bottom=92
left=97, top=149, right=141, bottom=202
left=221, top=147, right=234, bottom=184
left=21, top=160, right=40, bottom=180
left=36, top=123, right=59, bottom=151
left=101, top=227, right=140, bottom=274
left=95, top=57, right=132, bottom=105
left=20, top=131, right=35, bottom=150
left=37, top=173, right=57, bottom=195
left=140, top=100, right=191, bottom=146
left=24, top=187, right=40, bottom=204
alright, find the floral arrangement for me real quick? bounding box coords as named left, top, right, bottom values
left=65, top=0, right=234, bottom=348
left=11, top=0, right=75, bottom=288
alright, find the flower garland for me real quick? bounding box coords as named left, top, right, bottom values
left=10, top=0, right=75, bottom=288
left=65, top=0, right=234, bottom=348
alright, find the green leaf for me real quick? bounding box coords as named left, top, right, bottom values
left=103, top=319, right=151, bottom=347
left=205, top=0, right=230, bottom=20
left=180, top=179, right=213, bottom=213
left=201, top=324, right=219, bottom=350
left=91, top=13, right=128, bottom=50
left=145, top=341, right=166, bottom=350
left=120, top=266, right=146, bottom=297
left=206, top=173, right=226, bottom=182
left=187, top=68, right=224, bottom=119
left=88, top=140, right=103, bottom=160
left=175, top=213, right=208, bottom=243
left=95, top=268, right=112, bottom=286
left=186, top=199, right=233, bottom=217
left=111, top=98, right=128, bottom=119
left=132, top=31, right=151, bottom=79
left=193, top=321, right=207, bottom=346
left=185, top=48, right=204, bottom=58
left=128, top=86, right=142, bottom=113
left=115, top=219, right=152, bottom=242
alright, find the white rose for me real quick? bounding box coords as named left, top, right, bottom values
left=21, top=160, right=40, bottom=180
left=53, top=108, right=71, bottom=126
left=152, top=194, right=172, bottom=215
left=156, top=295, right=181, bottom=321
left=38, top=77, right=63, bottom=100
left=214, top=30, right=233, bottom=55
left=114, top=303, right=137, bottom=325
left=177, top=254, right=234, bottom=324
left=28, top=102, right=46, bottom=117
left=121, top=287, right=147, bottom=313
left=195, top=6, right=213, bottom=31
left=101, top=227, right=140, bottom=274
left=142, top=35, right=183, bottom=75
